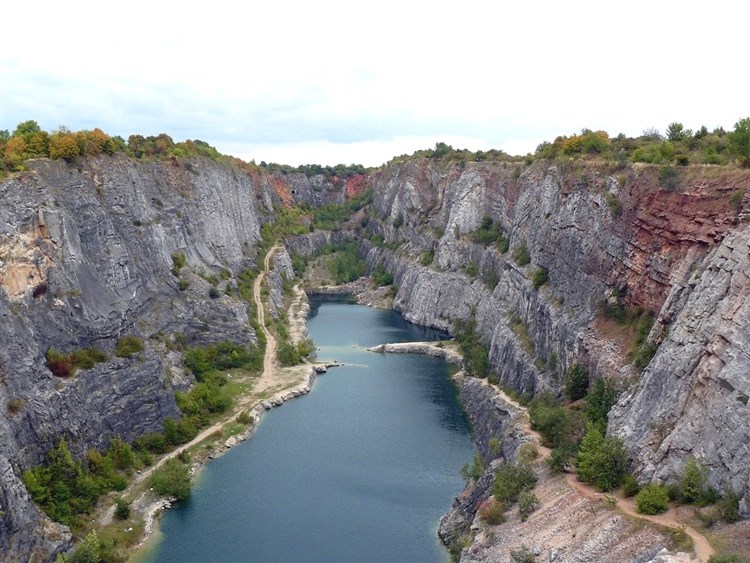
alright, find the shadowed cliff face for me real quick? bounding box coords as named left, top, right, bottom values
left=1, top=153, right=749, bottom=558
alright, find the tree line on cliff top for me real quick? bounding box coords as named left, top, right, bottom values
left=2, top=117, right=750, bottom=179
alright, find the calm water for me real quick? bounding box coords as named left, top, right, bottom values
left=145, top=298, right=474, bottom=562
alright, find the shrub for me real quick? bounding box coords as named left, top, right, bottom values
left=512, top=240, right=531, bottom=266
left=622, top=473, right=641, bottom=497
left=460, top=454, right=484, bottom=482
left=518, top=490, right=539, bottom=521
left=576, top=423, right=628, bottom=491
left=547, top=445, right=577, bottom=474
left=454, top=318, right=491, bottom=378
left=115, top=335, right=143, bottom=358
left=718, top=489, right=741, bottom=523
left=208, top=286, right=220, bottom=299
left=585, top=378, right=619, bottom=431
left=7, top=397, right=25, bottom=415
left=66, top=530, right=101, bottom=563
left=565, top=363, right=589, bottom=401
left=479, top=498, right=505, bottom=525
left=493, top=462, right=537, bottom=504
left=421, top=250, right=435, bottom=266
left=171, top=252, right=186, bottom=276
left=372, top=266, right=394, bottom=287
left=636, top=483, right=670, bottom=515
left=531, top=267, right=548, bottom=289
left=528, top=393, right=586, bottom=449
left=510, top=546, right=536, bottom=563
left=658, top=165, right=679, bottom=190
left=679, top=458, right=708, bottom=504
left=46, top=348, right=76, bottom=378
left=707, top=555, right=743, bottom=563
left=148, top=458, right=191, bottom=501
left=604, top=192, right=623, bottom=218
left=114, top=497, right=130, bottom=520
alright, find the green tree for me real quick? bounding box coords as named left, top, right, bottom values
left=679, top=457, right=708, bottom=504
left=114, top=497, right=130, bottom=520
left=728, top=117, right=750, bottom=167
left=666, top=122, right=685, bottom=142
left=66, top=530, right=102, bottom=563
left=576, top=423, right=628, bottom=491
left=586, top=378, right=619, bottom=430
left=565, top=363, right=589, bottom=401
left=148, top=458, right=191, bottom=501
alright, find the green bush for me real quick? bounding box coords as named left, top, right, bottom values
left=493, top=462, right=537, bottom=504
left=184, top=341, right=262, bottom=380
left=46, top=347, right=108, bottom=378
left=478, top=498, right=505, bottom=525
left=115, top=335, right=143, bottom=358
left=471, top=216, right=507, bottom=248
left=576, top=423, right=628, bottom=491
left=421, top=250, right=435, bottom=266
left=148, top=458, right=191, bottom=501
left=372, top=266, right=394, bottom=287
left=585, top=378, right=619, bottom=431
left=528, top=393, right=586, bottom=449
left=707, top=555, right=743, bottom=563
left=531, top=267, right=548, bottom=289
left=622, top=473, right=641, bottom=497
left=718, top=489, right=741, bottom=523
left=679, top=458, right=709, bottom=504
left=636, top=483, right=670, bottom=515
left=324, top=242, right=366, bottom=284
left=23, top=437, right=138, bottom=525
left=512, top=240, right=531, bottom=266
left=518, top=490, right=539, bottom=521
left=547, top=445, right=577, bottom=474
left=171, top=252, right=186, bottom=276
left=114, top=497, right=130, bottom=520
left=454, top=318, right=491, bottom=378
left=564, top=363, right=589, bottom=401
left=460, top=454, right=484, bottom=482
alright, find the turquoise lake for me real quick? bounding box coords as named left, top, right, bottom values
left=146, top=298, right=474, bottom=562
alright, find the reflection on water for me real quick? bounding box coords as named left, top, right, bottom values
left=147, top=299, right=472, bottom=563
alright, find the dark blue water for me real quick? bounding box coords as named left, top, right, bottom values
left=146, top=299, right=474, bottom=562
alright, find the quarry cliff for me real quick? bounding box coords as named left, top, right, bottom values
left=1, top=152, right=749, bottom=560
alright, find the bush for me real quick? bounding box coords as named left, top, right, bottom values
left=622, top=473, right=641, bottom=497
left=576, top=423, right=628, bottom=491
left=460, top=454, right=484, bottom=482
left=479, top=498, right=505, bottom=525
left=565, top=363, right=589, bottom=401
left=547, top=445, right=577, bottom=474
left=115, top=335, right=143, bottom=358
left=518, top=490, right=539, bottom=521
left=148, top=458, right=191, bottom=501
left=510, top=546, right=536, bottom=563
left=372, top=266, right=394, bottom=287
left=636, top=483, right=670, bottom=515
left=208, top=286, right=220, bottom=299
left=708, top=555, right=743, bottom=563
left=528, top=393, right=586, bottom=449
left=493, top=462, right=537, bottom=504
left=454, top=318, right=491, bottom=378
left=585, top=378, right=619, bottom=430
left=512, top=240, right=531, bottom=266
left=679, top=458, right=708, bottom=504
left=171, top=252, right=186, bottom=276
left=45, top=349, right=76, bottom=378
left=531, top=267, right=548, bottom=289
left=114, top=497, right=130, bottom=520
left=718, top=489, right=741, bottom=523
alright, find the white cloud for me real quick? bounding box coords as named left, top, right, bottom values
left=2, top=0, right=747, bottom=165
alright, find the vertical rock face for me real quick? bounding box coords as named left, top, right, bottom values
left=610, top=228, right=750, bottom=509
left=0, top=155, right=285, bottom=558
left=364, top=158, right=749, bottom=509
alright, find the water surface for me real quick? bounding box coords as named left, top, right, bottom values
left=147, top=299, right=474, bottom=562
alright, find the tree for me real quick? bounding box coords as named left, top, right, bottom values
left=576, top=423, right=628, bottom=491
left=666, top=122, right=685, bottom=142
left=728, top=117, right=750, bottom=167
left=586, top=378, right=619, bottom=430
left=565, top=363, right=589, bottom=401
left=49, top=133, right=80, bottom=161
left=679, top=457, right=708, bottom=504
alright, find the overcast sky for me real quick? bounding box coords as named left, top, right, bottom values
left=2, top=1, right=746, bottom=167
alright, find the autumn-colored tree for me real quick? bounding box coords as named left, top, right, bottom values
left=49, top=133, right=80, bottom=161
left=4, top=137, right=28, bottom=169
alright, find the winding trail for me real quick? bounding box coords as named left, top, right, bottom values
left=494, top=386, right=715, bottom=562
left=134, top=245, right=284, bottom=479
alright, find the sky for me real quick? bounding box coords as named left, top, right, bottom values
left=2, top=1, right=747, bottom=167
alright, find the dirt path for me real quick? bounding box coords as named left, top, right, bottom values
left=495, top=387, right=714, bottom=562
